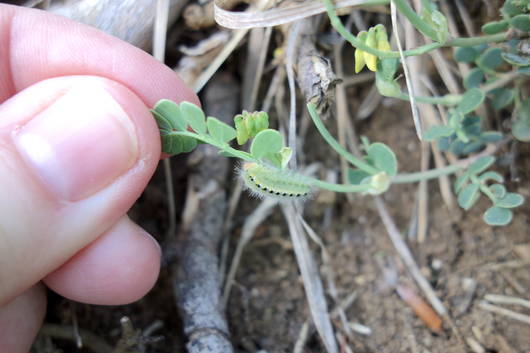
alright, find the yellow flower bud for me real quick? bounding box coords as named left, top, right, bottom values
left=364, top=28, right=378, bottom=72
left=355, top=31, right=368, bottom=73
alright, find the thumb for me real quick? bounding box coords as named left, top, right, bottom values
left=0, top=76, right=161, bottom=305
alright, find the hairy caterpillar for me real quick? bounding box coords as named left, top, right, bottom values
left=240, top=162, right=312, bottom=201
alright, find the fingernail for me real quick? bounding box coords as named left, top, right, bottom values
left=13, top=83, right=138, bottom=201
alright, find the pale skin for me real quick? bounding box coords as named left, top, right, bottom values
left=0, top=4, right=199, bottom=352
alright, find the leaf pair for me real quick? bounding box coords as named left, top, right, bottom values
left=152, top=100, right=236, bottom=155
left=455, top=156, right=524, bottom=226
left=348, top=140, right=397, bottom=195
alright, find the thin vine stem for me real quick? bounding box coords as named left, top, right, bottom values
left=323, top=0, right=509, bottom=58
left=168, top=131, right=255, bottom=162
left=395, top=92, right=461, bottom=105
left=392, top=0, right=438, bottom=40
left=306, top=103, right=380, bottom=175
left=392, top=164, right=463, bottom=183
left=309, top=178, right=374, bottom=193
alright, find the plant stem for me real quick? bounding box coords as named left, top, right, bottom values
left=395, top=92, right=461, bottom=105
left=306, top=103, right=379, bottom=175
left=168, top=131, right=255, bottom=162
left=392, top=164, right=463, bottom=183
left=309, top=178, right=374, bottom=193
left=392, top=0, right=438, bottom=41
left=323, top=0, right=508, bottom=58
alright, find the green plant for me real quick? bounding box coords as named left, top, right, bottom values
left=151, top=0, right=527, bottom=226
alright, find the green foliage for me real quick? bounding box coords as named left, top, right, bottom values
left=250, top=129, right=284, bottom=160
left=491, top=88, right=515, bottom=110
left=510, top=14, right=530, bottom=30
left=513, top=98, right=530, bottom=141
left=453, top=156, right=524, bottom=226
left=207, top=117, right=237, bottom=144
left=151, top=100, right=198, bottom=155
left=365, top=142, right=398, bottom=177
left=454, top=47, right=479, bottom=63
left=481, top=20, right=509, bottom=34
left=463, top=68, right=485, bottom=89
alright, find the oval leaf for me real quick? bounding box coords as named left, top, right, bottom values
left=501, top=52, right=530, bottom=67
left=206, top=117, right=236, bottom=143
left=481, top=20, right=509, bottom=34
left=366, top=142, right=398, bottom=177
left=250, top=129, right=284, bottom=159
left=423, top=125, right=454, bottom=141
left=491, top=88, right=515, bottom=110
left=510, top=14, right=530, bottom=32
left=480, top=131, right=503, bottom=143
left=454, top=47, right=478, bottom=63
left=464, top=68, right=485, bottom=89
left=479, top=171, right=504, bottom=183
left=456, top=88, right=485, bottom=115
left=153, top=99, right=187, bottom=131
left=180, top=102, right=207, bottom=135
left=458, top=183, right=480, bottom=210
left=468, top=156, right=495, bottom=175
left=160, top=131, right=197, bottom=155
left=477, top=48, right=503, bottom=70
left=496, top=193, right=524, bottom=208
left=484, top=206, right=513, bottom=226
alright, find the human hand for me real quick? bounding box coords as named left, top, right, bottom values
left=0, top=5, right=198, bottom=352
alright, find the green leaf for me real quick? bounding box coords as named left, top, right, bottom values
left=484, top=206, right=513, bottom=226
left=464, top=68, right=485, bottom=89
left=490, top=184, right=507, bottom=199
left=456, top=88, right=485, bottom=114
left=502, top=0, right=525, bottom=17
left=366, top=142, right=398, bottom=177
left=250, top=129, right=284, bottom=159
left=477, top=48, right=503, bottom=70
left=480, top=131, right=503, bottom=143
left=501, top=52, right=530, bottom=67
left=160, top=131, right=197, bottom=155
left=454, top=47, right=478, bottom=63
left=479, top=171, right=504, bottom=183
left=481, top=20, right=509, bottom=34
left=378, top=58, right=400, bottom=81
left=510, top=14, right=530, bottom=31
left=458, top=183, right=481, bottom=210
left=468, top=156, right=495, bottom=175
left=152, top=110, right=173, bottom=132
left=454, top=173, right=469, bottom=193
left=423, top=125, right=454, bottom=141
left=152, top=99, right=187, bottom=131
left=206, top=117, right=236, bottom=144
left=180, top=102, right=207, bottom=135
left=431, top=10, right=449, bottom=43
left=513, top=98, right=530, bottom=142
left=462, top=142, right=484, bottom=155
left=496, top=193, right=524, bottom=208
left=491, top=88, right=515, bottom=110
left=347, top=169, right=372, bottom=185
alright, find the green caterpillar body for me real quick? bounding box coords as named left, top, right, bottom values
left=240, top=162, right=312, bottom=201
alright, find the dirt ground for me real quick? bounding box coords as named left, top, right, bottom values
left=29, top=1, right=530, bottom=353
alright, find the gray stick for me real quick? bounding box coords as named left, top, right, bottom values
left=172, top=73, right=238, bottom=353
